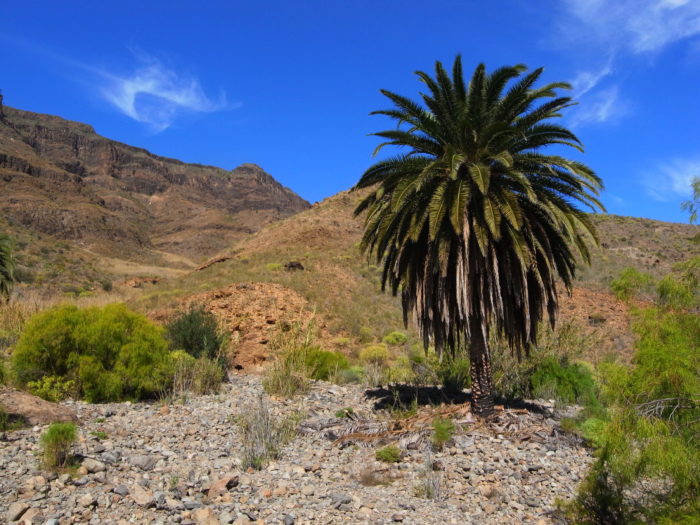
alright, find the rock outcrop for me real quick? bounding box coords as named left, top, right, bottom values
left=0, top=106, right=310, bottom=260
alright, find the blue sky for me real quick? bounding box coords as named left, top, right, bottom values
left=2, top=1, right=699, bottom=222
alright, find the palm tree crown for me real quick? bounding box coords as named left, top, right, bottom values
left=353, top=56, right=604, bottom=414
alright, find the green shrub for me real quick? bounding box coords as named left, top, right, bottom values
left=90, top=430, right=108, bottom=440
left=303, top=348, right=349, bottom=380
left=166, top=305, right=227, bottom=362
left=100, top=280, right=113, bottom=292
left=437, top=355, right=471, bottom=392
left=338, top=365, right=364, bottom=384
left=610, top=267, right=652, bottom=301
left=335, top=407, right=355, bottom=418
left=657, top=274, right=695, bottom=310
left=376, top=445, right=402, bottom=463
left=530, top=357, right=599, bottom=406
left=567, top=308, right=700, bottom=523
left=41, top=422, right=77, bottom=469
left=263, top=348, right=310, bottom=397
left=491, top=320, right=601, bottom=406
left=431, top=417, right=455, bottom=450
left=12, top=304, right=173, bottom=402
left=382, top=331, right=407, bottom=346
left=358, top=326, right=373, bottom=343
left=359, top=344, right=389, bottom=365
left=27, top=376, right=77, bottom=402
left=384, top=355, right=416, bottom=384
left=265, top=262, right=282, bottom=272
left=171, top=351, right=225, bottom=396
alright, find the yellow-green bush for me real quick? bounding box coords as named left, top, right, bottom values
left=11, top=304, right=173, bottom=402
left=359, top=344, right=389, bottom=365
left=382, top=331, right=407, bottom=346
left=304, top=348, right=349, bottom=381
left=610, top=267, right=652, bottom=301
left=567, top=308, right=700, bottom=523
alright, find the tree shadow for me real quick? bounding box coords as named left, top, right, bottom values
left=364, top=383, right=555, bottom=417
left=364, top=383, right=470, bottom=411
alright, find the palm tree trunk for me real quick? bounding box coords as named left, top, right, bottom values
left=469, top=321, right=495, bottom=417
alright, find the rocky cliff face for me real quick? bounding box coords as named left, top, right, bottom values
left=0, top=105, right=309, bottom=260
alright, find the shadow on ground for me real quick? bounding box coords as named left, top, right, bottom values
left=364, top=383, right=554, bottom=416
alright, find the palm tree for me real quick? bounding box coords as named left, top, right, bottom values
left=0, top=233, right=16, bottom=302
left=353, top=57, right=604, bottom=415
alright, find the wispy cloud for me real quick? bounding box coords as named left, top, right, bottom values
left=569, top=85, right=629, bottom=128
left=646, top=156, right=700, bottom=201
left=570, top=60, right=613, bottom=98
left=100, top=52, right=228, bottom=132
left=560, top=0, right=700, bottom=55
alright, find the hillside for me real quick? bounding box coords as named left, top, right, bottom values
left=0, top=102, right=309, bottom=292
left=139, top=189, right=700, bottom=366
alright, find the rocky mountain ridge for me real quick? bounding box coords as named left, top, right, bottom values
left=0, top=102, right=309, bottom=261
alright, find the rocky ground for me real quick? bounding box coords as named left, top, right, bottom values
left=1, top=376, right=592, bottom=525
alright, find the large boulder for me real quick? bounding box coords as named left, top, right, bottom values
left=0, top=387, right=78, bottom=426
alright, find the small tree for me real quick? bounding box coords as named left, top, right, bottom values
left=0, top=234, right=15, bottom=302
left=680, top=176, right=700, bottom=224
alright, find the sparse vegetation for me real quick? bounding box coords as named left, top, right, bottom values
left=431, top=417, right=455, bottom=451
left=40, top=422, right=77, bottom=469
left=610, top=267, right=653, bottom=301
left=375, top=445, right=402, bottom=463
left=335, top=407, right=355, bottom=418
left=565, top=308, right=699, bottom=523
left=0, top=234, right=16, bottom=302
left=414, top=448, right=444, bottom=500
left=238, top=396, right=300, bottom=470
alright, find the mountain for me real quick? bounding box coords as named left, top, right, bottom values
left=0, top=101, right=309, bottom=264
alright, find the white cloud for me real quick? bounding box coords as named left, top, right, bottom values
left=569, top=86, right=629, bottom=127
left=570, top=61, right=613, bottom=97
left=560, top=0, right=700, bottom=55
left=646, top=157, right=700, bottom=201
left=100, top=53, right=228, bottom=132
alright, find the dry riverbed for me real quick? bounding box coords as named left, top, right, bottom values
left=1, top=376, right=592, bottom=524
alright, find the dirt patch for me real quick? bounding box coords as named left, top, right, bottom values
left=559, top=286, right=639, bottom=362
left=0, top=387, right=78, bottom=426
left=152, top=282, right=344, bottom=373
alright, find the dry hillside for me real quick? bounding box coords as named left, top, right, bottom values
left=0, top=104, right=309, bottom=293
left=137, top=189, right=700, bottom=366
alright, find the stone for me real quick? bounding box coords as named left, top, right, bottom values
left=6, top=502, right=30, bottom=522
left=300, top=485, right=314, bottom=496
left=78, top=494, right=96, bottom=507
left=207, top=474, right=239, bottom=499
left=392, top=513, right=406, bottom=522
left=113, top=485, right=129, bottom=497
left=128, top=455, right=157, bottom=471
left=183, top=498, right=202, bottom=510
left=130, top=485, right=155, bottom=508
left=18, top=507, right=41, bottom=524
left=192, top=507, right=220, bottom=525
left=82, top=458, right=106, bottom=473
left=283, top=515, right=295, bottom=525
